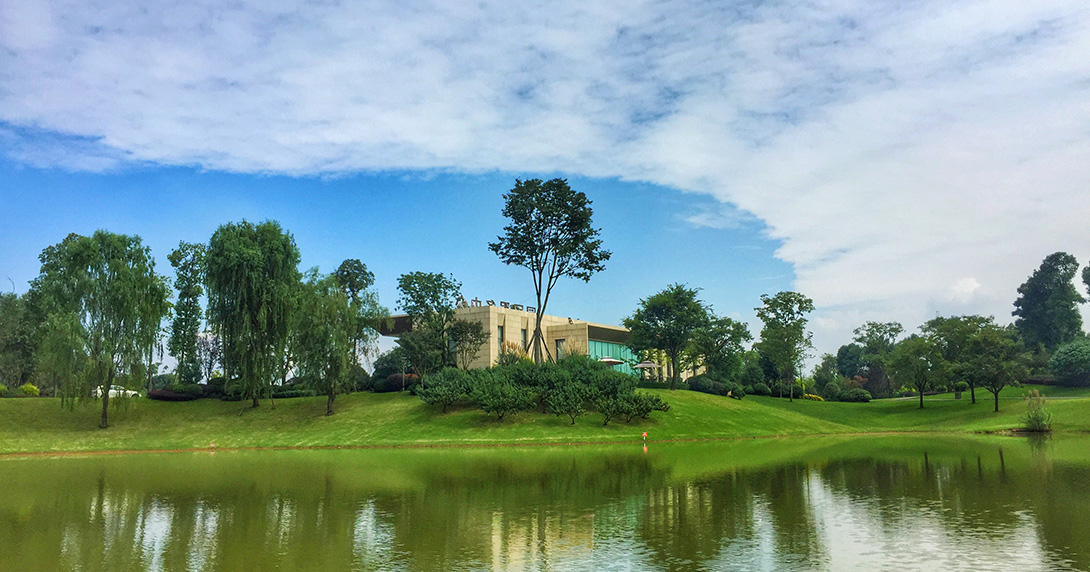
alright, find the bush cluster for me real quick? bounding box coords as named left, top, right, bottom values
left=688, top=374, right=745, bottom=400
left=415, top=355, right=670, bottom=424
left=1050, top=339, right=1090, bottom=387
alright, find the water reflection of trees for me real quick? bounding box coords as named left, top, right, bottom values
left=3, top=441, right=1090, bottom=571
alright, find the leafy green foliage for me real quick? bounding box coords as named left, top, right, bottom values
left=1050, top=339, right=1090, bottom=387
left=205, top=221, right=301, bottom=409
left=960, top=325, right=1029, bottom=412
left=835, top=343, right=863, bottom=378
left=396, top=271, right=461, bottom=371
left=625, top=284, right=709, bottom=389
left=489, top=178, right=610, bottom=363
left=31, top=231, right=170, bottom=427
left=0, top=293, right=37, bottom=390
left=19, top=383, right=39, bottom=397
left=820, top=381, right=842, bottom=401
left=921, top=315, right=995, bottom=403
left=889, top=335, right=940, bottom=409
left=841, top=388, right=872, bottom=402
left=471, top=370, right=535, bottom=420
left=1012, top=252, right=1085, bottom=352
left=852, top=321, right=903, bottom=398
left=812, top=353, right=838, bottom=391
left=546, top=377, right=589, bottom=424
left=295, top=271, right=356, bottom=415
left=334, top=259, right=386, bottom=365
left=690, top=316, right=751, bottom=381
left=418, top=368, right=471, bottom=413
left=449, top=319, right=489, bottom=370
left=167, top=241, right=207, bottom=385
left=754, top=291, right=814, bottom=399
left=371, top=347, right=410, bottom=383
left=750, top=382, right=772, bottom=396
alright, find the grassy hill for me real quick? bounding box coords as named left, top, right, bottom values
left=1, top=386, right=1087, bottom=455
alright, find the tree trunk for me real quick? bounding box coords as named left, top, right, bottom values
left=669, top=353, right=679, bottom=390
left=970, top=385, right=976, bottom=404
left=919, top=389, right=924, bottom=409
left=994, top=391, right=999, bottom=413
left=326, top=393, right=335, bottom=415
left=788, top=376, right=794, bottom=402
left=252, top=396, right=260, bottom=408
left=100, top=368, right=114, bottom=429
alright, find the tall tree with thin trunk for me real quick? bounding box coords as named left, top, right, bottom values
left=334, top=259, right=386, bottom=365
left=30, top=231, right=170, bottom=428
left=167, top=241, right=206, bottom=386
left=624, top=284, right=709, bottom=390
left=965, top=324, right=1028, bottom=413
left=889, top=335, right=940, bottom=409
left=754, top=291, right=814, bottom=402
left=489, top=179, right=610, bottom=364
left=396, top=271, right=461, bottom=374
left=205, top=221, right=300, bottom=409
left=921, top=315, right=993, bottom=404
left=295, top=270, right=354, bottom=415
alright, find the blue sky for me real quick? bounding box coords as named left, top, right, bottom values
left=2, top=0, right=1089, bottom=362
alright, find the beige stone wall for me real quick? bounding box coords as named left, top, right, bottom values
left=388, top=305, right=630, bottom=370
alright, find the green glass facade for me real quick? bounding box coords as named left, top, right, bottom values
left=587, top=339, right=637, bottom=375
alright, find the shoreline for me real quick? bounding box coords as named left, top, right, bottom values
left=0, top=428, right=1057, bottom=460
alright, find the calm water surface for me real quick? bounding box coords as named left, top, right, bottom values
left=2, top=435, right=1089, bottom=572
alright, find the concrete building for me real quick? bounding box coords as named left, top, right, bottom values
left=381, top=302, right=638, bottom=373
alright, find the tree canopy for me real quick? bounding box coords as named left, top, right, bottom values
left=334, top=258, right=386, bottom=365
left=754, top=291, right=814, bottom=400
left=396, top=271, right=461, bottom=371
left=30, top=231, right=170, bottom=427
left=167, top=241, right=206, bottom=386
left=205, top=221, right=301, bottom=409
left=489, top=178, right=610, bottom=363
left=920, top=314, right=993, bottom=404
left=624, top=284, right=709, bottom=390
left=295, top=271, right=355, bottom=415
left=889, top=335, right=940, bottom=409
left=1012, top=252, right=1085, bottom=352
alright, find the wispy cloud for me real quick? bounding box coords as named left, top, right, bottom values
left=2, top=0, right=1089, bottom=352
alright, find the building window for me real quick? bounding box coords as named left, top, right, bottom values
left=497, top=325, right=504, bottom=352
left=555, top=338, right=566, bottom=360
left=521, top=328, right=528, bottom=349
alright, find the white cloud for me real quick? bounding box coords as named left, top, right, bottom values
left=2, top=0, right=1089, bottom=355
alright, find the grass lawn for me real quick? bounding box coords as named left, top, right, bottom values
left=0, top=388, right=1085, bottom=455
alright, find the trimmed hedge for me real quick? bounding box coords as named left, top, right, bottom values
left=148, top=389, right=199, bottom=401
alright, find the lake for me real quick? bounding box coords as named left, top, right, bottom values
left=2, top=435, right=1089, bottom=571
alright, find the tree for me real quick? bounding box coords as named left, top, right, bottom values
left=334, top=259, right=386, bottom=365
left=690, top=315, right=752, bottom=381
left=963, top=325, right=1028, bottom=412
left=889, top=335, right=940, bottom=409
left=812, top=353, right=838, bottom=391
left=1012, top=252, right=1085, bottom=352
left=0, top=293, right=37, bottom=390
left=624, top=284, right=710, bottom=390
left=472, top=371, right=535, bottom=420
left=852, top=321, right=903, bottom=398
left=295, top=271, right=355, bottom=415
left=1049, top=338, right=1090, bottom=387
left=835, top=343, right=863, bottom=378
left=167, top=242, right=206, bottom=386
left=921, top=315, right=993, bottom=404
left=754, top=292, right=814, bottom=401
left=397, top=271, right=461, bottom=368
left=448, top=319, right=489, bottom=370
left=30, top=231, right=170, bottom=428
left=546, top=377, right=589, bottom=424
left=396, top=327, right=445, bottom=386
left=489, top=179, right=610, bottom=363
left=205, top=221, right=301, bottom=409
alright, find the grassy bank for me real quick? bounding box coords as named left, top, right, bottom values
left=1, top=388, right=1087, bottom=455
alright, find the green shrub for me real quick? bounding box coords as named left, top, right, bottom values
left=841, top=388, right=872, bottom=403
left=820, top=381, right=842, bottom=402
left=1050, top=339, right=1090, bottom=386
left=471, top=370, right=535, bottom=420
left=749, top=382, right=771, bottom=396
left=589, top=368, right=636, bottom=399
left=545, top=378, right=589, bottom=424
left=168, top=383, right=204, bottom=398
left=151, top=373, right=177, bottom=390
left=418, top=368, right=471, bottom=413
left=205, top=376, right=227, bottom=398
left=953, top=381, right=969, bottom=392
left=374, top=373, right=414, bottom=393
left=637, top=379, right=673, bottom=390
left=19, top=383, right=39, bottom=397
left=1023, top=389, right=1053, bottom=432
left=271, top=387, right=317, bottom=399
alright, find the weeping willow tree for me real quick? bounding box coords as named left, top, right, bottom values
left=30, top=231, right=170, bottom=428
left=205, top=221, right=300, bottom=409
left=295, top=270, right=355, bottom=415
